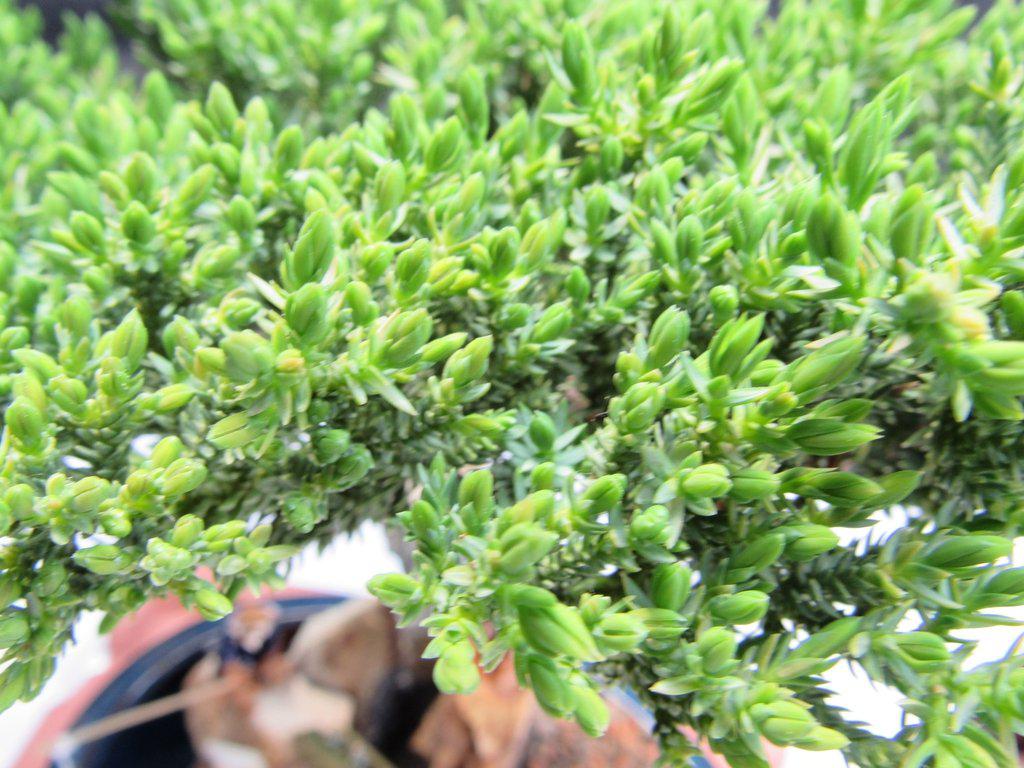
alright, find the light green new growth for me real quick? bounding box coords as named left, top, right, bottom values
left=1, top=0, right=1024, bottom=765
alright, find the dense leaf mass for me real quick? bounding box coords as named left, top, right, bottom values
left=2, top=0, right=1024, bottom=764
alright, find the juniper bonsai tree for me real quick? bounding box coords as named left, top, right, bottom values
left=3, top=0, right=1024, bottom=765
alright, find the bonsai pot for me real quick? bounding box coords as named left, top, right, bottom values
left=42, top=596, right=718, bottom=768
left=53, top=596, right=345, bottom=768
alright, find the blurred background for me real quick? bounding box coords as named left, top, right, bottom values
left=4, top=514, right=1020, bottom=768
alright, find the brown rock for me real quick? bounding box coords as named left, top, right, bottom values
left=411, top=657, right=535, bottom=768
left=411, top=657, right=657, bottom=768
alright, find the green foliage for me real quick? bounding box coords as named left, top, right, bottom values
left=2, top=0, right=1024, bottom=765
